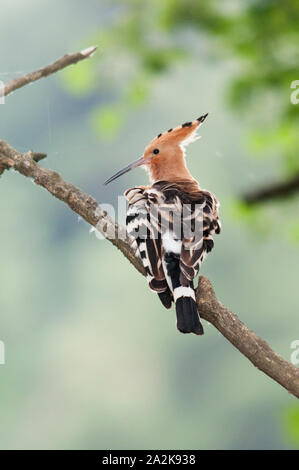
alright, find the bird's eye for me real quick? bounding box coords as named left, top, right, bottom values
left=153, top=148, right=160, bottom=155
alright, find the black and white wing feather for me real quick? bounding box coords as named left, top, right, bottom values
left=179, top=190, right=221, bottom=285
left=125, top=186, right=173, bottom=308
left=125, top=181, right=221, bottom=330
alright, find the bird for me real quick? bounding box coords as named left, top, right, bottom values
left=104, top=114, right=221, bottom=335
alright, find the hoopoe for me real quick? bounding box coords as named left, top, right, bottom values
left=104, top=114, right=221, bottom=335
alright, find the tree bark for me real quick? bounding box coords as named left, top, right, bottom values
left=1, top=141, right=298, bottom=398
left=2, top=46, right=97, bottom=97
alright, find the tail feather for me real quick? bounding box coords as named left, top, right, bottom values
left=162, top=251, right=204, bottom=335
left=175, top=294, right=204, bottom=335
left=158, top=289, right=173, bottom=309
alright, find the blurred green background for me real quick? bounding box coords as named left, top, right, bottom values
left=0, top=0, right=298, bottom=450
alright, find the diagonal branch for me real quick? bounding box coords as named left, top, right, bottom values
left=1, top=48, right=298, bottom=398
left=243, top=172, right=299, bottom=205
left=2, top=46, right=97, bottom=97
left=0, top=140, right=141, bottom=273
left=1, top=141, right=298, bottom=398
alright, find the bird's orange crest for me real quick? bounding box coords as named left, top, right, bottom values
left=104, top=114, right=208, bottom=185
left=143, top=114, right=208, bottom=183
left=151, top=115, right=207, bottom=149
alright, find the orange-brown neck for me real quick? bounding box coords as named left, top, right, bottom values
left=147, top=153, right=196, bottom=184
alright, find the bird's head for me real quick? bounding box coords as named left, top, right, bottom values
left=104, top=114, right=208, bottom=185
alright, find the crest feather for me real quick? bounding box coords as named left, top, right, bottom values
left=152, top=115, right=208, bottom=148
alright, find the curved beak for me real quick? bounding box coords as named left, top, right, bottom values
left=104, top=155, right=147, bottom=185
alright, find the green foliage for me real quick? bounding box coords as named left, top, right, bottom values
left=61, top=58, right=97, bottom=95
left=249, top=122, right=299, bottom=174
left=229, top=199, right=272, bottom=238
left=287, top=221, right=299, bottom=245
left=63, top=0, right=299, bottom=197
left=283, top=406, right=299, bottom=448
left=126, top=73, right=150, bottom=107
left=91, top=104, right=125, bottom=138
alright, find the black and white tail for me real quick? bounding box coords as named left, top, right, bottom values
left=163, top=252, right=204, bottom=335
left=174, top=286, right=203, bottom=335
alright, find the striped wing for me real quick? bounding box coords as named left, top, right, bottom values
left=179, top=190, right=221, bottom=284
left=125, top=184, right=221, bottom=295
left=125, top=187, right=169, bottom=294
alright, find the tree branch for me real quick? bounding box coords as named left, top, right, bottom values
left=1, top=141, right=298, bottom=398
left=0, top=140, right=141, bottom=274
left=2, top=46, right=97, bottom=97
left=243, top=172, right=299, bottom=205
left=0, top=48, right=298, bottom=398
left=196, top=277, right=299, bottom=398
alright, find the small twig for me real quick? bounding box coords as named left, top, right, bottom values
left=1, top=142, right=298, bottom=398
left=0, top=151, right=46, bottom=175
left=243, top=172, right=299, bottom=204
left=2, top=46, right=97, bottom=97
left=32, top=152, right=47, bottom=163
